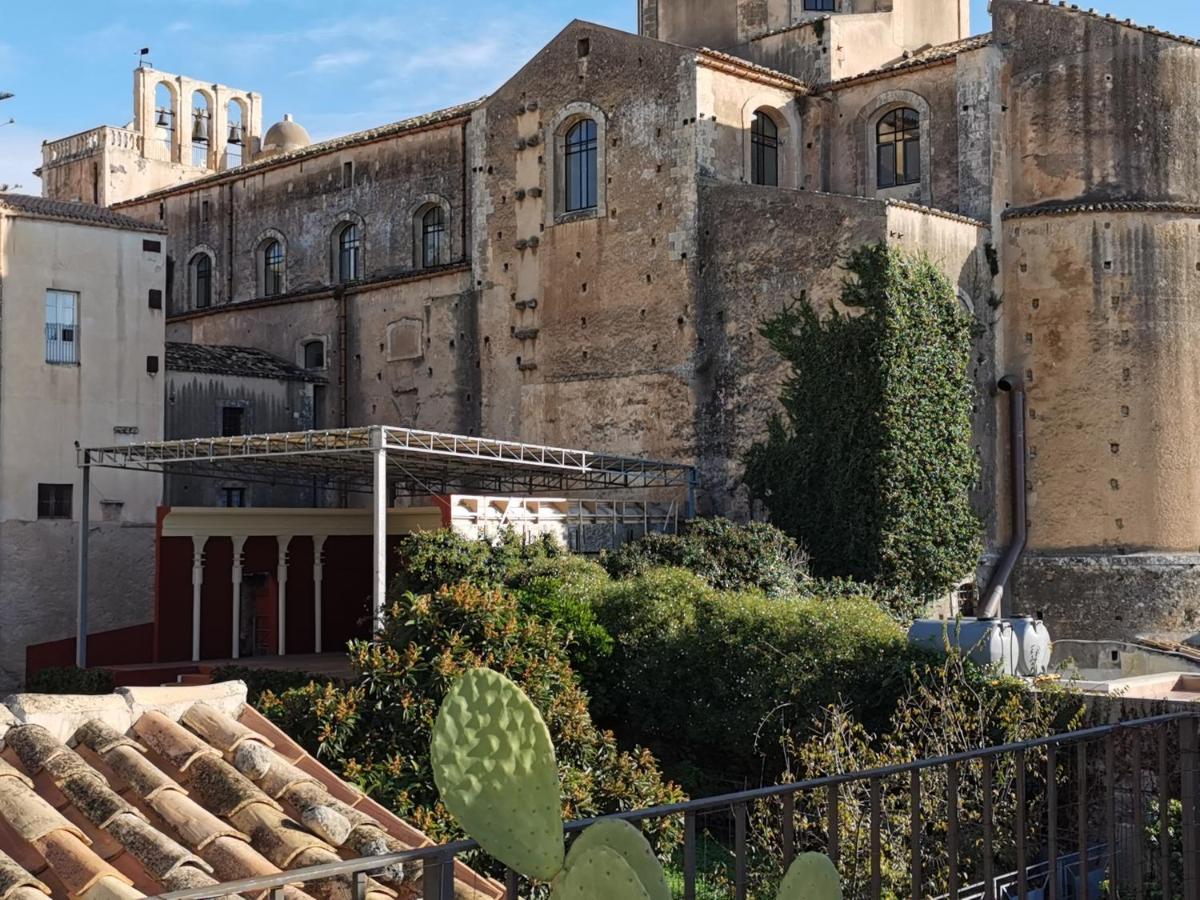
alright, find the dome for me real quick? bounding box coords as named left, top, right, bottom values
left=260, top=114, right=311, bottom=157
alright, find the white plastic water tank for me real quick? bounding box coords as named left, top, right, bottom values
left=907, top=618, right=1049, bottom=676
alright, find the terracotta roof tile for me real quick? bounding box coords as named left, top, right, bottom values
left=0, top=195, right=165, bottom=235
left=0, top=688, right=503, bottom=899
left=0, top=850, right=49, bottom=900
left=166, top=343, right=326, bottom=384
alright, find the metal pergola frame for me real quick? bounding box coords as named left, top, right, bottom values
left=76, top=425, right=697, bottom=667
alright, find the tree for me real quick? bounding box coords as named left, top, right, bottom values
left=744, top=244, right=980, bottom=607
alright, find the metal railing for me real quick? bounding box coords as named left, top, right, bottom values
left=151, top=712, right=1200, bottom=900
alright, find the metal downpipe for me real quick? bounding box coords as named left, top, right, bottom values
left=980, top=376, right=1027, bottom=619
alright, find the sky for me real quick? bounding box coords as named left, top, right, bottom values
left=1, top=0, right=1198, bottom=193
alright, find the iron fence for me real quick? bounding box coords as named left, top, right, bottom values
left=151, top=712, right=1200, bottom=900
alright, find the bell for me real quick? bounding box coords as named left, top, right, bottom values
left=191, top=111, right=209, bottom=143
left=155, top=107, right=169, bottom=127
left=227, top=123, right=242, bottom=145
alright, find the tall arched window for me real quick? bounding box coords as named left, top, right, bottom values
left=751, top=110, right=779, bottom=187
left=421, top=206, right=447, bottom=267
left=190, top=255, right=212, bottom=308
left=337, top=223, right=361, bottom=282
left=564, top=119, right=598, bottom=213
left=876, top=107, right=920, bottom=188
left=263, top=240, right=284, bottom=296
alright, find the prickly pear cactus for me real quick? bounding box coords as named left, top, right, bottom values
left=431, top=667, right=564, bottom=881
left=552, top=844, right=652, bottom=900
left=565, top=819, right=670, bottom=900
left=776, top=852, right=843, bottom=900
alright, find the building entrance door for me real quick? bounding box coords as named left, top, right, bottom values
left=238, top=573, right=279, bottom=656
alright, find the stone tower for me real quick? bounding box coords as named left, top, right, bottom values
left=639, top=0, right=970, bottom=82
left=38, top=67, right=262, bottom=206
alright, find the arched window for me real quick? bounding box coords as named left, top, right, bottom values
left=190, top=255, right=212, bottom=308
left=336, top=223, right=361, bottom=282
left=564, top=119, right=598, bottom=213
left=263, top=240, right=284, bottom=296
left=876, top=107, right=920, bottom=188
left=420, top=205, right=447, bottom=267
left=303, top=339, right=325, bottom=370
left=225, top=98, right=246, bottom=169
left=154, top=82, right=176, bottom=155
left=191, top=90, right=212, bottom=168
left=751, top=110, right=780, bottom=187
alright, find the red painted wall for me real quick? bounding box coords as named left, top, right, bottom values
left=26, top=623, right=156, bottom=681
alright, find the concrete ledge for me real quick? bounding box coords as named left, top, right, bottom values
left=118, top=680, right=248, bottom=722
left=3, top=693, right=131, bottom=744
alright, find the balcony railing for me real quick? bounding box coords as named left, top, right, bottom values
left=150, top=712, right=1200, bottom=900
left=42, top=126, right=143, bottom=166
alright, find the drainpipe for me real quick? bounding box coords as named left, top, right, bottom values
left=336, top=285, right=349, bottom=508
left=980, top=375, right=1027, bottom=619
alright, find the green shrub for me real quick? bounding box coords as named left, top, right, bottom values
left=588, top=567, right=931, bottom=792
left=394, top=528, right=565, bottom=595
left=393, top=529, right=615, bottom=678
left=26, top=666, right=115, bottom=695
left=208, top=665, right=335, bottom=704
left=744, top=244, right=980, bottom=607
left=601, top=518, right=809, bottom=597
left=258, top=582, right=684, bottom=868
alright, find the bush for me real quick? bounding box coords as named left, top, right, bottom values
left=588, top=567, right=932, bottom=793
left=258, top=582, right=684, bottom=868
left=26, top=666, right=115, bottom=695
left=393, top=529, right=615, bottom=678
left=208, top=665, right=336, bottom=704
left=744, top=244, right=980, bottom=607
left=601, top=517, right=810, bottom=597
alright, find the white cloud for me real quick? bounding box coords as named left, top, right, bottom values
left=307, top=50, right=371, bottom=73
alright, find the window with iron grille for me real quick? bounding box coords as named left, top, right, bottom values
left=37, top=483, right=72, bottom=519
left=191, top=255, right=212, bottom=308
left=876, top=107, right=921, bottom=188
left=421, top=206, right=447, bottom=267
left=750, top=111, right=780, bottom=187
left=264, top=240, right=284, bottom=296
left=45, top=290, right=79, bottom=365
left=564, top=119, right=598, bottom=212
left=221, top=405, right=244, bottom=437
left=338, top=224, right=361, bottom=282
left=220, top=487, right=246, bottom=508
left=303, top=339, right=325, bottom=370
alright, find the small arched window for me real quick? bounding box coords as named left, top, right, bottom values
left=303, top=339, right=325, bottom=370
left=336, top=223, right=361, bottom=283
left=263, top=240, right=284, bottom=296
left=564, top=119, right=598, bottom=212
left=751, top=110, right=779, bottom=187
left=190, top=255, right=212, bottom=308
left=876, top=107, right=920, bottom=188
left=421, top=206, right=447, bottom=267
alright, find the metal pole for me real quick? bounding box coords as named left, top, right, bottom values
left=76, top=457, right=90, bottom=669
left=371, top=429, right=387, bottom=635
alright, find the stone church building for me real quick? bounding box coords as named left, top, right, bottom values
left=36, top=0, right=1200, bottom=641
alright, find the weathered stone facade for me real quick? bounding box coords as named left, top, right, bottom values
left=36, top=0, right=1200, bottom=639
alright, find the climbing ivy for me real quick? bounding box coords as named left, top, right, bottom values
left=744, top=244, right=980, bottom=609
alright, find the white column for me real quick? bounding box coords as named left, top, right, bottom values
left=372, top=433, right=388, bottom=635
left=313, top=535, right=327, bottom=654
left=230, top=535, right=247, bottom=659
left=191, top=536, right=206, bottom=662
left=277, top=535, right=292, bottom=656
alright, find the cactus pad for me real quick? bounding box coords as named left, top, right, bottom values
left=776, top=852, right=843, bottom=900
left=551, top=844, right=651, bottom=900
left=431, top=667, right=564, bottom=881
left=565, top=819, right=669, bottom=900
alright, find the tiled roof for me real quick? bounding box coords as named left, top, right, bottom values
left=824, top=33, right=993, bottom=89
left=1002, top=199, right=1200, bottom=220
left=113, top=100, right=484, bottom=208
left=0, top=682, right=503, bottom=899
left=695, top=48, right=811, bottom=91
left=0, top=195, right=165, bottom=234
left=166, top=342, right=327, bottom=383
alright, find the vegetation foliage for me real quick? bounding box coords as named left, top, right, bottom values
left=744, top=244, right=980, bottom=609
left=25, top=666, right=115, bottom=695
